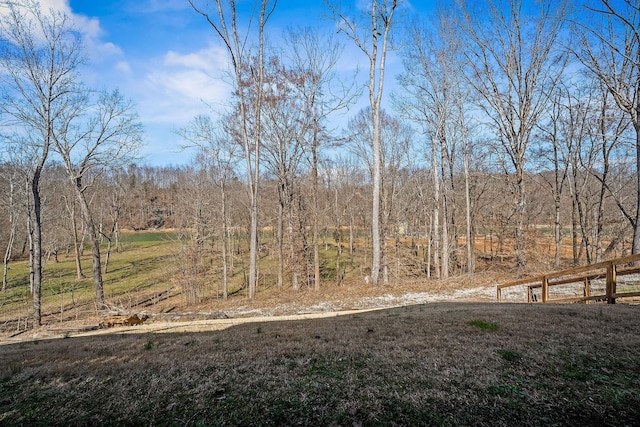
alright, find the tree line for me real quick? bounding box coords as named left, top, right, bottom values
left=0, top=0, right=638, bottom=323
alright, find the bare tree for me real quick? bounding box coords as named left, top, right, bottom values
left=396, top=11, right=475, bottom=277
left=52, top=89, right=142, bottom=309
left=327, top=0, right=398, bottom=285
left=533, top=85, right=571, bottom=268
left=102, top=168, right=131, bottom=274
left=575, top=0, right=640, bottom=254
left=284, top=26, right=359, bottom=291
left=177, top=114, right=240, bottom=300
left=547, top=79, right=594, bottom=265
left=587, top=81, right=632, bottom=262
left=549, top=77, right=633, bottom=264
left=0, top=0, right=85, bottom=325
left=1, top=164, right=22, bottom=291
left=62, top=191, right=85, bottom=279
left=258, top=55, right=309, bottom=290
left=188, top=0, right=277, bottom=298
left=171, top=163, right=214, bottom=305
left=458, top=0, right=568, bottom=269
left=347, top=108, right=413, bottom=282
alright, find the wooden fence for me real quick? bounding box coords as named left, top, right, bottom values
left=497, top=253, right=640, bottom=304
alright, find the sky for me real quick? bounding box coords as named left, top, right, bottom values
left=28, top=0, right=434, bottom=167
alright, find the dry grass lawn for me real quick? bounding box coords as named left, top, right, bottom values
left=1, top=302, right=639, bottom=426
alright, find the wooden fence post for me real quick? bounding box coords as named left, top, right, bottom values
left=606, top=261, right=616, bottom=304
left=541, top=276, right=548, bottom=303
left=583, top=277, right=591, bottom=304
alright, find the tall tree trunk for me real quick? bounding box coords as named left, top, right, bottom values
left=277, top=182, right=285, bottom=289
left=248, top=200, right=258, bottom=298
left=431, top=136, right=440, bottom=278
left=464, top=147, right=474, bottom=273
left=187, top=0, right=275, bottom=300
left=246, top=2, right=271, bottom=300
left=554, top=192, right=562, bottom=269
left=77, top=187, right=104, bottom=308
left=2, top=224, right=14, bottom=292
left=427, top=214, right=433, bottom=278
left=440, top=135, right=450, bottom=278
left=633, top=122, right=640, bottom=254
left=32, top=173, right=43, bottom=327
left=514, top=163, right=527, bottom=269
left=363, top=0, right=397, bottom=285
left=371, top=106, right=382, bottom=284
left=221, top=182, right=229, bottom=300
left=553, top=138, right=562, bottom=269
left=576, top=194, right=592, bottom=264
left=349, top=214, right=354, bottom=263
left=312, top=126, right=320, bottom=291
left=288, top=205, right=298, bottom=290
left=114, top=220, right=120, bottom=252
left=595, top=171, right=607, bottom=263
left=69, top=200, right=85, bottom=280
left=569, top=169, right=580, bottom=266
left=3, top=179, right=16, bottom=292
left=26, top=179, right=34, bottom=295
left=104, top=237, right=112, bottom=274
left=595, top=99, right=611, bottom=263
left=103, top=210, right=120, bottom=275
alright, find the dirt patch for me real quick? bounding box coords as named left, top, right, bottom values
left=1, top=272, right=506, bottom=342
left=2, top=284, right=498, bottom=342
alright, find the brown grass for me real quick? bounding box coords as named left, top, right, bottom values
left=1, top=302, right=639, bottom=426
left=1, top=231, right=637, bottom=425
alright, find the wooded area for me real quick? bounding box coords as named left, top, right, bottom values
left=0, top=0, right=639, bottom=325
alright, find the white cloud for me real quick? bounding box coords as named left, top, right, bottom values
left=148, top=69, right=227, bottom=104
left=163, top=45, right=229, bottom=74
left=134, top=45, right=231, bottom=126
left=39, top=0, right=72, bottom=15
left=33, top=0, right=123, bottom=63
left=115, top=61, right=132, bottom=74
left=0, top=0, right=122, bottom=64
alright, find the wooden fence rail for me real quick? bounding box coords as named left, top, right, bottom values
left=497, top=253, right=640, bottom=304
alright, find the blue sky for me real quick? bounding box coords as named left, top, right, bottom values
left=50, top=0, right=433, bottom=166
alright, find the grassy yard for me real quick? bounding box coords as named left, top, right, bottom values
left=1, top=302, right=638, bottom=426
left=0, top=231, right=179, bottom=328
left=1, top=231, right=638, bottom=425
left=1, top=228, right=393, bottom=332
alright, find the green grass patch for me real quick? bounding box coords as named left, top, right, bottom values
left=119, top=231, right=178, bottom=244
left=487, top=383, right=526, bottom=399
left=497, top=349, right=522, bottom=362
left=468, top=320, right=499, bottom=331
left=0, top=234, right=179, bottom=325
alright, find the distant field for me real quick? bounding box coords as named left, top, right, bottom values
left=0, top=231, right=179, bottom=331
left=118, top=230, right=179, bottom=244
left=1, top=302, right=638, bottom=426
